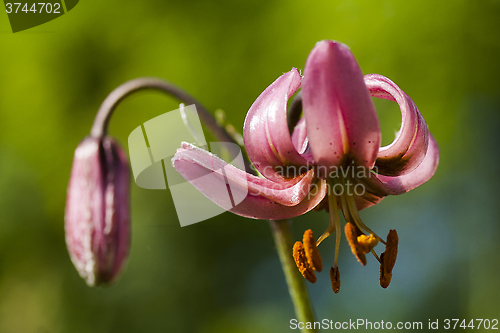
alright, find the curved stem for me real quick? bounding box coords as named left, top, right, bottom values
left=270, top=220, right=318, bottom=333
left=89, top=77, right=254, bottom=173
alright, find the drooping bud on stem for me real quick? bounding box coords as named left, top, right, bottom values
left=65, top=136, right=130, bottom=286
left=65, top=77, right=252, bottom=287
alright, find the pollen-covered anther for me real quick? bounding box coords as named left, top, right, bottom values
left=357, top=234, right=379, bottom=254
left=293, top=241, right=317, bottom=283
left=344, top=222, right=367, bottom=265
left=380, top=229, right=398, bottom=288
left=303, top=229, right=323, bottom=272
left=330, top=266, right=340, bottom=293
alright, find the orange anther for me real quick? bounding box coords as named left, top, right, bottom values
left=293, top=241, right=317, bottom=283
left=303, top=229, right=323, bottom=272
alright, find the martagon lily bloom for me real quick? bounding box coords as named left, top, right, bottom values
left=172, top=40, right=439, bottom=292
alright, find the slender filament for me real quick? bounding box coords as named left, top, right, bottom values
left=370, top=248, right=382, bottom=264
left=326, top=178, right=342, bottom=268
left=316, top=206, right=336, bottom=246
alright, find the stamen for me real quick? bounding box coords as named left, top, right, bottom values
left=380, top=229, right=398, bottom=288
left=371, top=248, right=381, bottom=264
left=316, top=186, right=340, bottom=246
left=292, top=241, right=317, bottom=283
left=379, top=253, right=387, bottom=287
left=342, top=178, right=386, bottom=246
left=338, top=184, right=352, bottom=223
left=357, top=234, right=379, bottom=253
left=327, top=179, right=342, bottom=268
left=330, top=266, right=340, bottom=293
left=316, top=223, right=334, bottom=246
left=303, top=230, right=323, bottom=272
left=344, top=222, right=367, bottom=265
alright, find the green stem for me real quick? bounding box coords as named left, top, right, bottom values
left=270, top=220, right=318, bottom=333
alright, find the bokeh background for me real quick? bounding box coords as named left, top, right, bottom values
left=1, top=0, right=499, bottom=332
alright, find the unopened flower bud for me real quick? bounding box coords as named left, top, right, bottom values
left=65, top=136, right=130, bottom=286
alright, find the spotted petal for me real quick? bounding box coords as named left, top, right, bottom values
left=302, top=40, right=381, bottom=175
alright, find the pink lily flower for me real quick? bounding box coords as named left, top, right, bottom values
left=172, top=40, right=439, bottom=291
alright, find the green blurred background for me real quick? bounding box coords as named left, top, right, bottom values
left=1, top=0, right=499, bottom=332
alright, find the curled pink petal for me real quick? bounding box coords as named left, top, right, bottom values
left=302, top=40, right=381, bottom=174
left=172, top=143, right=327, bottom=219
left=365, top=74, right=429, bottom=176
left=226, top=180, right=326, bottom=220
left=243, top=69, right=310, bottom=181
left=360, top=134, right=439, bottom=196
left=174, top=143, right=314, bottom=206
